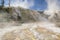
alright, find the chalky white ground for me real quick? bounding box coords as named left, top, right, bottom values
left=0, top=21, right=60, bottom=40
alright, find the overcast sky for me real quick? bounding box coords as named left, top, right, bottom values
left=0, top=0, right=60, bottom=10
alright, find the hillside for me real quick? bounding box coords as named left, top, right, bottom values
left=0, top=7, right=48, bottom=22
left=0, top=7, right=60, bottom=40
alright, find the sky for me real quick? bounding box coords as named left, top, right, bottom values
left=31, top=0, right=47, bottom=10
left=0, top=0, right=60, bottom=11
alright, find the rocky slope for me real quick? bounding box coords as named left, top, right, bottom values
left=0, top=7, right=60, bottom=40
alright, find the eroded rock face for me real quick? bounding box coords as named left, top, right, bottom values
left=2, top=27, right=60, bottom=40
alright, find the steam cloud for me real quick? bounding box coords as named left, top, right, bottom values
left=45, top=0, right=60, bottom=12
left=44, top=0, right=60, bottom=16
left=10, top=0, right=34, bottom=9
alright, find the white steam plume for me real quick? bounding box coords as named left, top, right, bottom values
left=44, top=0, right=60, bottom=15
left=44, top=0, right=60, bottom=20
left=46, top=0, right=58, bottom=10
left=10, top=0, right=34, bottom=9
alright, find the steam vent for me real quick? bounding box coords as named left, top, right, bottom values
left=0, top=0, right=60, bottom=40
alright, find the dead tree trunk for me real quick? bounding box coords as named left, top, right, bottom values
left=9, top=0, right=10, bottom=7
left=2, top=0, right=4, bottom=7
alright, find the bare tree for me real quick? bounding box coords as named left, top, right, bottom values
left=9, top=0, right=10, bottom=7
left=8, top=0, right=11, bottom=13
left=1, top=0, right=4, bottom=7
